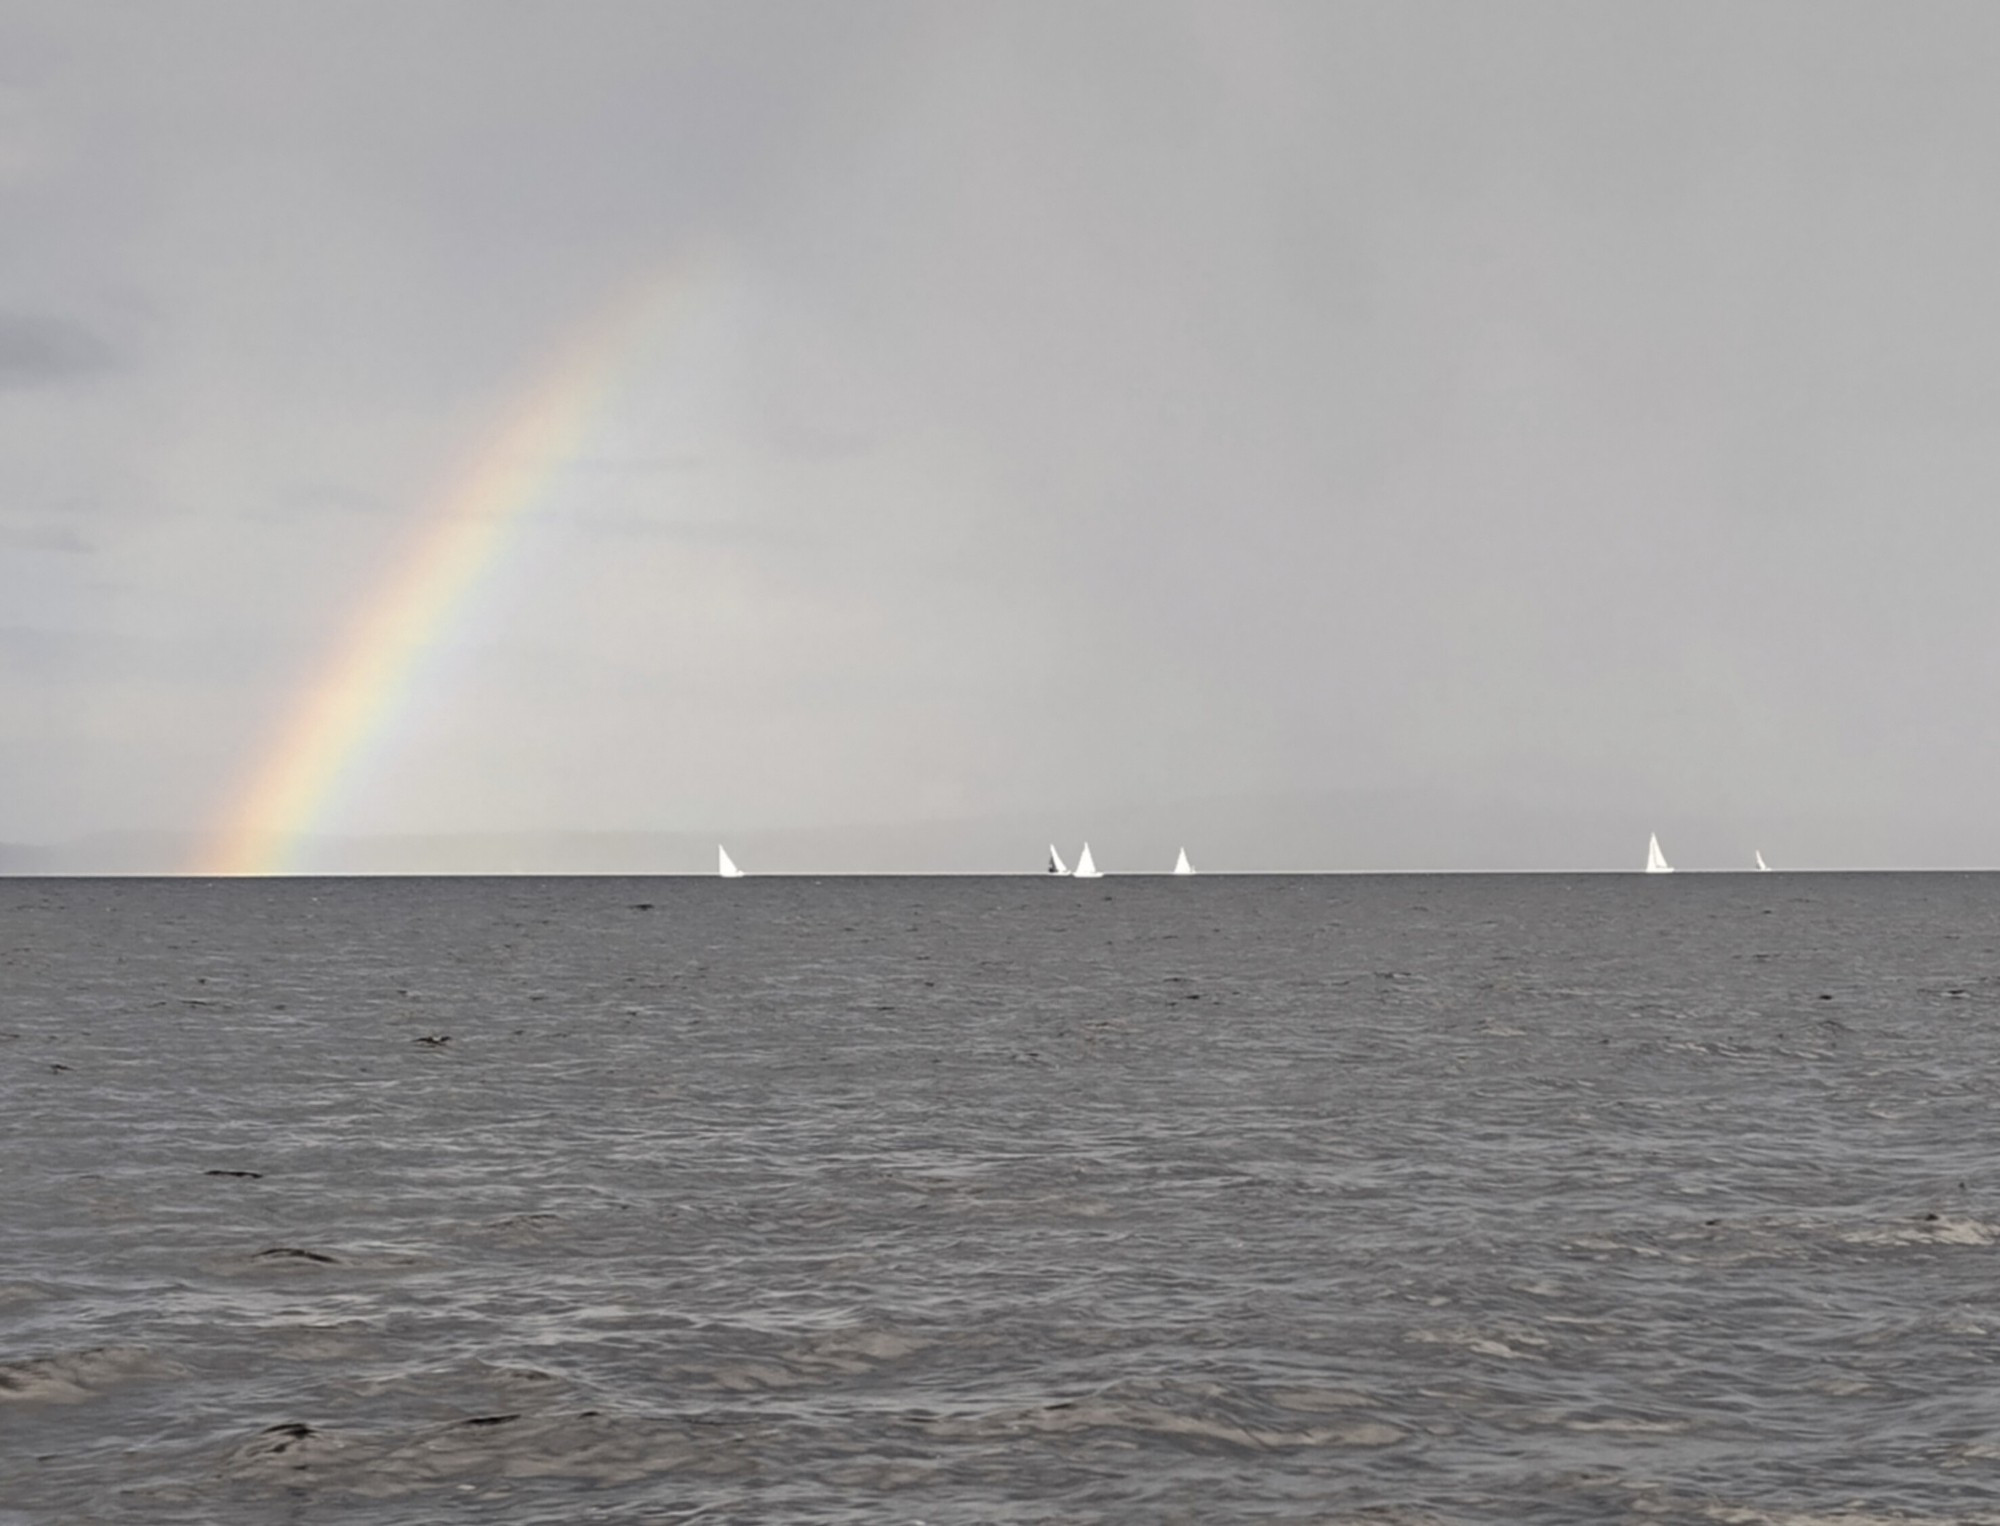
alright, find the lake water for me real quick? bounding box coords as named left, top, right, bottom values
left=4, top=873, right=1999, bottom=1524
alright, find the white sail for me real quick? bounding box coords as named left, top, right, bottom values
left=717, top=845, right=744, bottom=878
left=1173, top=847, right=1194, bottom=876
left=1047, top=844, right=1069, bottom=875
left=1645, top=833, right=1673, bottom=874
left=1754, top=849, right=1771, bottom=872
left=1073, top=842, right=1103, bottom=879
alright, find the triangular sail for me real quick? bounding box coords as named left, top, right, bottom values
left=1073, top=842, right=1102, bottom=879
left=1645, top=833, right=1673, bottom=874
left=1755, top=849, right=1771, bottom=872
left=1173, top=847, right=1194, bottom=875
left=1047, top=844, right=1069, bottom=875
left=717, top=845, right=744, bottom=878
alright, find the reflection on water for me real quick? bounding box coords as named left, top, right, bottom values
left=4, top=873, right=2000, bottom=1523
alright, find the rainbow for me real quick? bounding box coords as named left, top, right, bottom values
left=196, top=269, right=691, bottom=875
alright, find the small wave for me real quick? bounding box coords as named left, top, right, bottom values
left=0, top=1346, right=169, bottom=1404
left=925, top=1377, right=1407, bottom=1452
left=1839, top=1214, right=1998, bottom=1247
left=929, top=1394, right=1405, bottom=1450
left=215, top=1409, right=760, bottom=1498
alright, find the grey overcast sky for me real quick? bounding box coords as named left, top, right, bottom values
left=5, top=0, right=2000, bottom=872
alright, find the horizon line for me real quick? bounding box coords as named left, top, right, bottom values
left=2, top=866, right=1991, bottom=880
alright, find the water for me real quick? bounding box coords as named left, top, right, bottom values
left=4, top=873, right=1999, bottom=1523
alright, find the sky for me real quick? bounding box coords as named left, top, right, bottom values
left=5, top=0, right=2000, bottom=872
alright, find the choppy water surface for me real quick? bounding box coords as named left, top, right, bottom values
left=5, top=873, right=2000, bottom=1524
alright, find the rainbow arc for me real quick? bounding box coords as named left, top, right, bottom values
left=197, top=269, right=691, bottom=875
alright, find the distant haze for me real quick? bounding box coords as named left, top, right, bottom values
left=5, top=1, right=2000, bottom=872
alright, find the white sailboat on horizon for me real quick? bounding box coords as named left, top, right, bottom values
left=1072, top=843, right=1103, bottom=879
left=1047, top=844, right=1069, bottom=875
left=1755, top=849, right=1771, bottom=872
left=1645, top=833, right=1673, bottom=874
left=717, top=845, right=744, bottom=879
left=1173, top=847, right=1194, bottom=876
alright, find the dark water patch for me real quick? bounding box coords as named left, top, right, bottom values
left=251, top=1246, right=337, bottom=1264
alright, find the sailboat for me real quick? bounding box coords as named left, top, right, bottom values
left=1072, top=843, right=1103, bottom=879
left=1173, top=847, right=1194, bottom=876
left=1645, top=833, right=1673, bottom=874
left=1754, top=849, right=1771, bottom=872
left=717, top=845, right=744, bottom=879
left=1047, top=844, right=1069, bottom=875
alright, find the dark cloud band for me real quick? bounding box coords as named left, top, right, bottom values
left=0, top=314, right=113, bottom=389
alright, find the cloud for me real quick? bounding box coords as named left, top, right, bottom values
left=0, top=313, right=112, bottom=389
left=0, top=521, right=90, bottom=552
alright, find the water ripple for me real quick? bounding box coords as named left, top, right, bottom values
left=5, top=873, right=2000, bottom=1522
